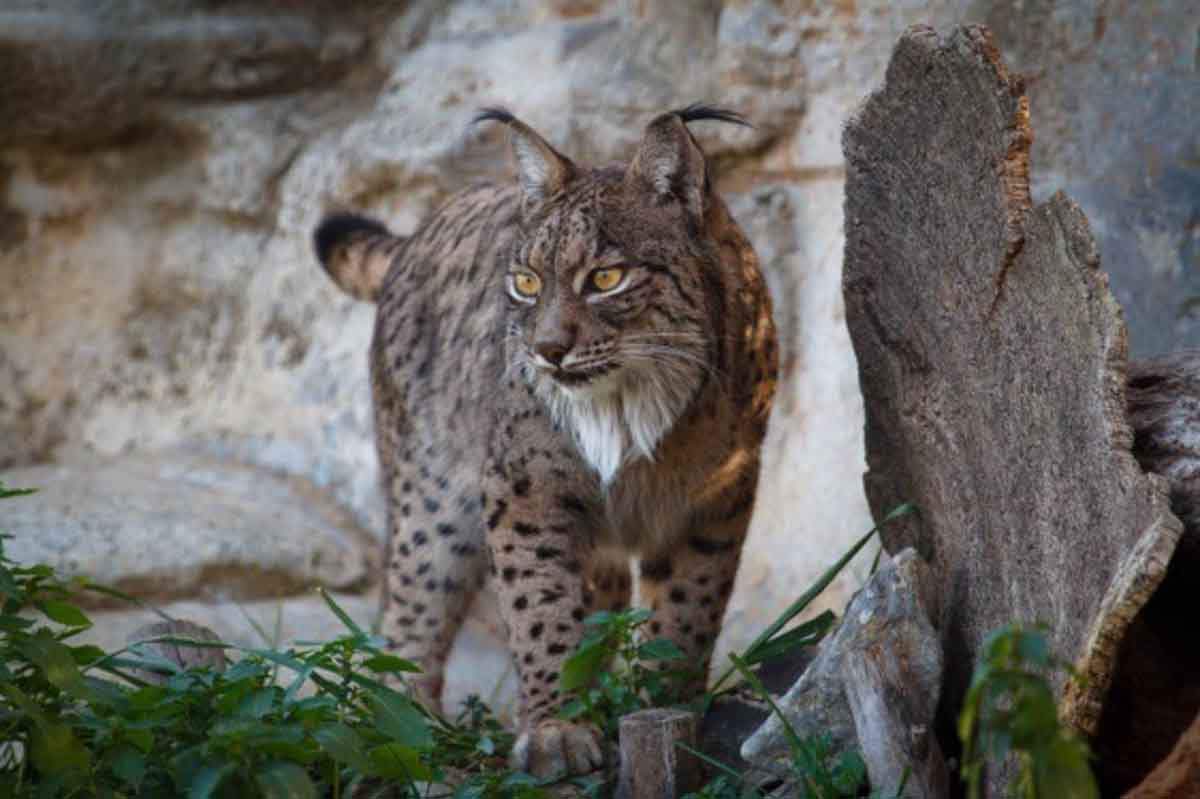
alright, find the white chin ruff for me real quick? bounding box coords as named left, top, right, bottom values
left=533, top=369, right=693, bottom=484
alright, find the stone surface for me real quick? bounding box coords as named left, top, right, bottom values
left=0, top=453, right=378, bottom=600
left=741, top=548, right=943, bottom=799
left=842, top=23, right=1182, bottom=794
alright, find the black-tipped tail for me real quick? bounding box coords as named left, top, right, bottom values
left=314, top=213, right=390, bottom=268
left=312, top=213, right=399, bottom=303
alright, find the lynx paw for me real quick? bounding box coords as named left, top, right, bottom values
left=510, top=719, right=604, bottom=777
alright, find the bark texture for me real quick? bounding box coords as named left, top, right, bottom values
left=1121, top=711, right=1200, bottom=799
left=617, top=709, right=701, bottom=799
left=841, top=23, right=1183, bottom=794
left=1094, top=351, right=1200, bottom=793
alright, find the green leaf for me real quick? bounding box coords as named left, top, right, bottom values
left=560, top=641, right=609, bottom=691
left=362, top=653, right=422, bottom=674
left=18, top=633, right=94, bottom=701
left=741, top=611, right=836, bottom=666
left=256, top=762, right=319, bottom=799
left=314, top=723, right=376, bottom=773
left=635, top=638, right=686, bottom=662
left=235, top=687, right=278, bottom=719
left=368, top=743, right=432, bottom=782
left=317, top=587, right=365, bottom=637
left=109, top=746, right=147, bottom=787
left=30, top=723, right=91, bottom=779
left=37, top=599, right=91, bottom=628
left=0, top=484, right=36, bottom=500
left=368, top=687, right=433, bottom=749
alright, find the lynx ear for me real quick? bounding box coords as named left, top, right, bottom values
left=474, top=107, right=576, bottom=214
left=626, top=104, right=749, bottom=220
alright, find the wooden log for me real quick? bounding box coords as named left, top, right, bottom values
left=126, top=618, right=226, bottom=685
left=1092, top=351, right=1200, bottom=792
left=841, top=23, right=1184, bottom=796
left=617, top=708, right=701, bottom=799
left=844, top=641, right=950, bottom=799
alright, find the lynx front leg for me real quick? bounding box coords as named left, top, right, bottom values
left=638, top=507, right=752, bottom=697
left=482, top=462, right=605, bottom=778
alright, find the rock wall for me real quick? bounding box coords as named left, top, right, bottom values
left=1, top=0, right=1195, bottom=711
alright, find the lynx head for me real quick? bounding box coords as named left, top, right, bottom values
left=476, top=105, right=749, bottom=483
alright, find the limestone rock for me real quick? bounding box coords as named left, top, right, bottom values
left=741, top=549, right=944, bottom=798
left=842, top=23, right=1183, bottom=794
left=1, top=453, right=379, bottom=601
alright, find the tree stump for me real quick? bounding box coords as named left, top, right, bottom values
left=842, top=24, right=1183, bottom=795
left=617, top=709, right=701, bottom=799
left=1122, top=710, right=1200, bottom=799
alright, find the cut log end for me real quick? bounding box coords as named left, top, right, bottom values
left=617, top=708, right=701, bottom=799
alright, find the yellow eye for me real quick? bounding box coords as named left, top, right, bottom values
left=512, top=271, right=542, bottom=298
left=590, top=267, right=624, bottom=292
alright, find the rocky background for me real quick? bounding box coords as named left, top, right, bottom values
left=1, top=0, right=1196, bottom=718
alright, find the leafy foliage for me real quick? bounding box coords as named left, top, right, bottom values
left=558, top=608, right=692, bottom=737
left=0, top=481, right=533, bottom=799
left=958, top=623, right=1099, bottom=799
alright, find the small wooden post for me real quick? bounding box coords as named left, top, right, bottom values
left=617, top=708, right=701, bottom=799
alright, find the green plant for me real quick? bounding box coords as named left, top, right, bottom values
left=558, top=608, right=692, bottom=738
left=0, top=480, right=541, bottom=799
left=958, top=623, right=1099, bottom=799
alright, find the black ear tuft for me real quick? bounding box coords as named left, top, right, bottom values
left=472, top=106, right=517, bottom=127
left=673, top=103, right=753, bottom=129
left=313, top=213, right=389, bottom=267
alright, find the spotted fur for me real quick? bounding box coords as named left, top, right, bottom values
left=313, top=105, right=777, bottom=778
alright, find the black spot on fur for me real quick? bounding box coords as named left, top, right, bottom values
left=502, top=567, right=518, bottom=583
left=514, top=595, right=528, bottom=610
left=530, top=623, right=544, bottom=639
left=513, top=477, right=531, bottom=496
left=436, top=523, right=456, bottom=537
left=669, top=587, right=687, bottom=603
left=423, top=497, right=440, bottom=513
left=547, top=643, right=567, bottom=655
left=535, top=546, right=562, bottom=560
left=513, top=522, right=540, bottom=537
left=412, top=530, right=428, bottom=546
left=487, top=499, right=508, bottom=530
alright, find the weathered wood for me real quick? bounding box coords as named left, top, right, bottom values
left=841, top=23, right=1183, bottom=796
left=843, top=610, right=950, bottom=799
left=1092, top=351, right=1200, bottom=792
left=743, top=550, right=946, bottom=798
left=126, top=618, right=227, bottom=684
left=617, top=708, right=701, bottom=799
left=1122, top=711, right=1200, bottom=799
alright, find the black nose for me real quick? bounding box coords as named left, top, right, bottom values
left=535, top=341, right=569, bottom=366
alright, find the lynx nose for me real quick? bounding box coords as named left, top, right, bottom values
left=535, top=341, right=570, bottom=366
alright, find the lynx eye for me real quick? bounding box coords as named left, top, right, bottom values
left=589, top=267, right=625, bottom=293
left=511, top=271, right=542, bottom=299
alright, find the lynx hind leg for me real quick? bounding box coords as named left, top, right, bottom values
left=375, top=410, right=487, bottom=711
left=638, top=516, right=750, bottom=696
